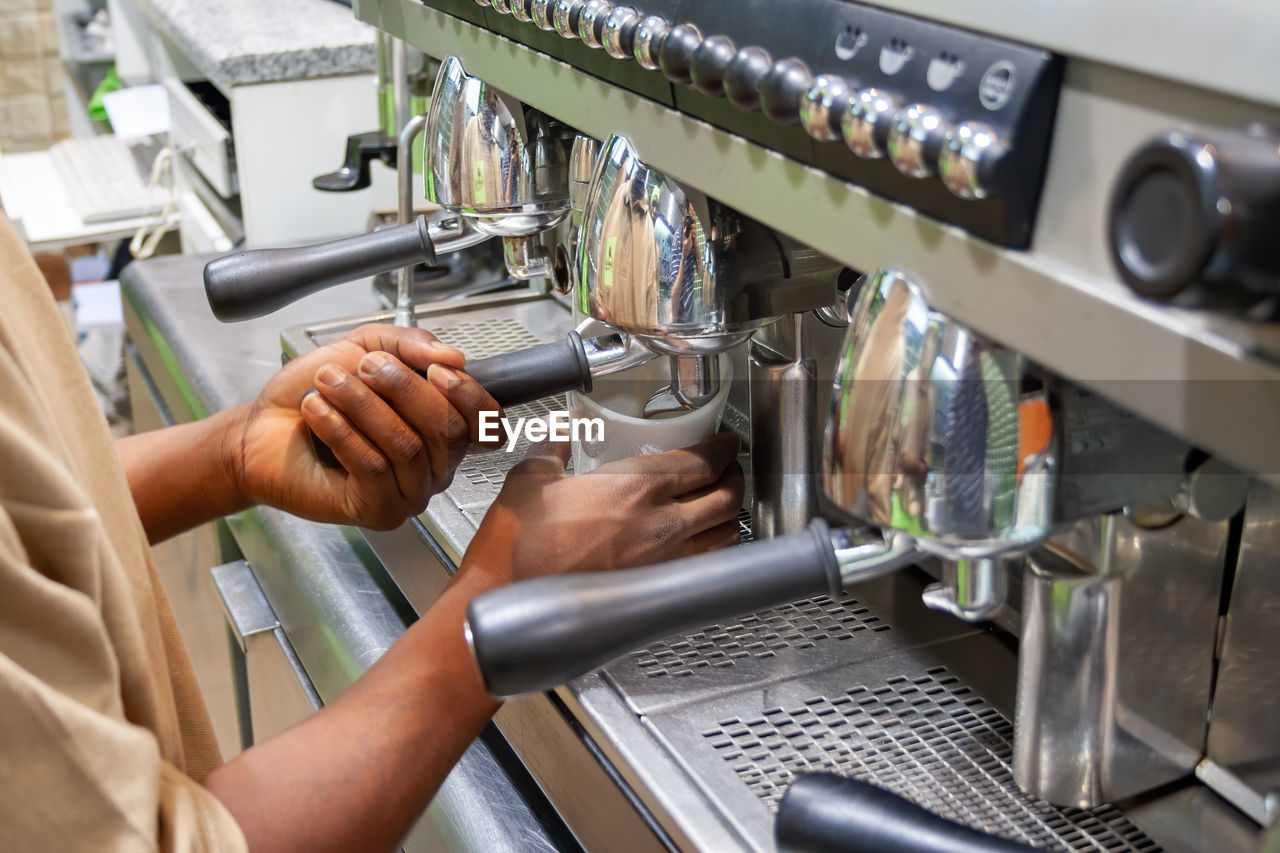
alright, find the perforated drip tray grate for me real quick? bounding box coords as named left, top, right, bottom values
left=603, top=566, right=979, bottom=716
left=644, top=634, right=1163, bottom=852
left=628, top=595, right=891, bottom=679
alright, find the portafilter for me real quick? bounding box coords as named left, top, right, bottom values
left=307, top=134, right=843, bottom=467
left=202, top=55, right=570, bottom=322
left=464, top=268, right=1211, bottom=698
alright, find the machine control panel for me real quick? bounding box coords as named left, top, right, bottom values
left=455, top=0, right=1063, bottom=247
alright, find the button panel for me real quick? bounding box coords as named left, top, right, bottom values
left=457, top=0, right=1062, bottom=247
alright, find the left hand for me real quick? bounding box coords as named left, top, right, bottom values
left=226, top=323, right=500, bottom=529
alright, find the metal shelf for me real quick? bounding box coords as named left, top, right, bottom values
left=358, top=0, right=1280, bottom=485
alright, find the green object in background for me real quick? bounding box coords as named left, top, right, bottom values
left=87, top=67, right=122, bottom=128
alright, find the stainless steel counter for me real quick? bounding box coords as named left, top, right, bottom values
left=120, top=254, right=572, bottom=852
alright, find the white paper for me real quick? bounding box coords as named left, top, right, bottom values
left=102, top=85, right=171, bottom=139
left=72, top=281, right=124, bottom=327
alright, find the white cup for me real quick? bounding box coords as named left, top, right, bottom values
left=567, top=350, right=733, bottom=474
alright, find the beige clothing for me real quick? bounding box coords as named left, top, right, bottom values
left=0, top=212, right=246, bottom=851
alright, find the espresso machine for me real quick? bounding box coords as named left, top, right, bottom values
left=227, top=0, right=1280, bottom=849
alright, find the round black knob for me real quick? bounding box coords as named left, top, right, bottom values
left=659, top=23, right=702, bottom=85
left=724, top=46, right=772, bottom=111
left=1108, top=129, right=1280, bottom=302
left=690, top=35, right=736, bottom=97
left=758, top=57, right=812, bottom=126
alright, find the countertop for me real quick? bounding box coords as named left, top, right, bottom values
left=131, top=0, right=377, bottom=89
left=119, top=253, right=566, bottom=852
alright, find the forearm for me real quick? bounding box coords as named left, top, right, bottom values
left=116, top=404, right=252, bottom=543
left=203, top=567, right=501, bottom=853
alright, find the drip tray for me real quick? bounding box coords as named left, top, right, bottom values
left=642, top=633, right=1162, bottom=852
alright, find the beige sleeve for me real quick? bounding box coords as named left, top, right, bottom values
left=0, top=529, right=246, bottom=852
left=0, top=651, right=243, bottom=852
left=0, top=337, right=246, bottom=852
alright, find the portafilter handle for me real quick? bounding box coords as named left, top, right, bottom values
left=776, top=774, right=1037, bottom=853
left=465, top=519, right=842, bottom=698
left=308, top=331, right=597, bottom=467
left=203, top=215, right=488, bottom=322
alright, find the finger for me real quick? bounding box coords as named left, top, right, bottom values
left=428, top=364, right=503, bottom=450
left=508, top=418, right=571, bottom=478
left=672, top=461, right=745, bottom=535
left=299, top=390, right=399, bottom=511
left=347, top=323, right=467, bottom=373
left=357, top=353, right=470, bottom=482
left=669, top=519, right=742, bottom=559
left=314, top=360, right=434, bottom=503
left=610, top=431, right=742, bottom=495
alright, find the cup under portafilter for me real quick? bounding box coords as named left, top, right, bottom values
left=463, top=268, right=1216, bottom=698
left=203, top=55, right=570, bottom=322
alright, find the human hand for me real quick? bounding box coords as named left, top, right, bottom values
left=228, top=323, right=499, bottom=529
left=458, top=430, right=745, bottom=590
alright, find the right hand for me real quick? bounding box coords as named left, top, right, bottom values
left=458, top=431, right=745, bottom=590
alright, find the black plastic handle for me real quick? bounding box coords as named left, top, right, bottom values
left=465, top=519, right=840, bottom=697
left=312, top=130, right=396, bottom=192
left=463, top=332, right=593, bottom=408
left=309, top=332, right=593, bottom=467
left=204, top=217, right=435, bottom=322
left=776, top=774, right=1039, bottom=853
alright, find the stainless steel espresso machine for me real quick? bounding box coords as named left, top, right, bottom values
left=209, top=1, right=1280, bottom=850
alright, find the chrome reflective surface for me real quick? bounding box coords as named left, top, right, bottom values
left=509, top=0, right=533, bottom=22
left=531, top=0, right=555, bottom=29
left=1016, top=513, right=1228, bottom=808
left=576, top=134, right=820, bottom=355
left=823, top=269, right=1055, bottom=558
left=940, top=121, right=1005, bottom=200
left=921, top=557, right=1008, bottom=621
left=603, top=6, right=639, bottom=59
left=576, top=0, right=611, bottom=47
left=633, top=15, right=669, bottom=70
left=842, top=87, right=896, bottom=159
left=749, top=315, right=820, bottom=538
left=425, top=56, right=570, bottom=235
left=888, top=103, right=948, bottom=178
left=1204, top=482, right=1280, bottom=823
left=801, top=75, right=850, bottom=142
left=551, top=0, right=581, bottom=37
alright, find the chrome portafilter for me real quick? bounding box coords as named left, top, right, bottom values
left=572, top=132, right=841, bottom=417
left=202, top=55, right=571, bottom=322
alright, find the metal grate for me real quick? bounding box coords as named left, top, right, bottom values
left=426, top=317, right=568, bottom=487
left=701, top=667, right=1161, bottom=852
left=429, top=316, right=548, bottom=358
left=629, top=594, right=890, bottom=679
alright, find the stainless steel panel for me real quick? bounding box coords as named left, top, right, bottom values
left=1016, top=513, right=1228, bottom=808
left=1206, top=482, right=1280, bottom=825
left=212, top=560, right=322, bottom=744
